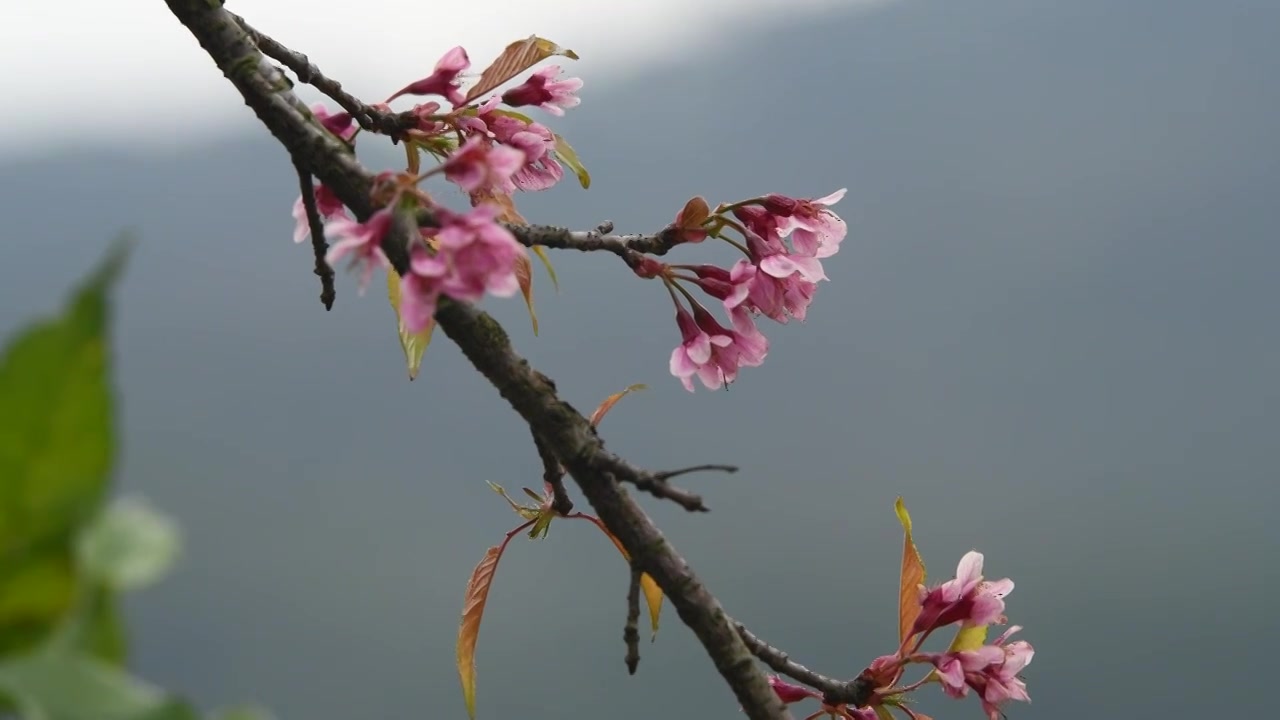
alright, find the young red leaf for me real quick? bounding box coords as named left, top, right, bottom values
left=514, top=250, right=538, bottom=335
left=676, top=196, right=711, bottom=240
left=589, top=384, right=647, bottom=427
left=895, top=497, right=926, bottom=647
left=465, top=36, right=579, bottom=104
left=457, top=545, right=504, bottom=720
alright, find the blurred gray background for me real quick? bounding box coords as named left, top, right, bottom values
left=3, top=0, right=1278, bottom=718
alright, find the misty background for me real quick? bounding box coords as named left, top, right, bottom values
left=3, top=0, right=1278, bottom=718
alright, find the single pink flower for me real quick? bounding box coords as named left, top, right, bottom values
left=398, top=269, right=443, bottom=334
left=291, top=184, right=348, bottom=244
left=692, top=304, right=768, bottom=373
left=669, top=305, right=725, bottom=392
left=748, top=230, right=827, bottom=283
left=725, top=258, right=818, bottom=324
left=732, top=204, right=784, bottom=242
left=416, top=205, right=523, bottom=302
left=763, top=189, right=848, bottom=258
left=501, top=65, right=583, bottom=116
left=324, top=209, right=394, bottom=294
left=920, top=626, right=1033, bottom=719
left=767, top=676, right=821, bottom=705
left=387, top=46, right=470, bottom=107
left=310, top=103, right=356, bottom=141
left=443, top=136, right=526, bottom=194
left=459, top=99, right=563, bottom=191
left=911, top=551, right=1015, bottom=638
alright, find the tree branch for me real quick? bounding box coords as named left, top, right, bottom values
left=162, top=2, right=789, bottom=717
left=734, top=623, right=873, bottom=708
left=295, top=163, right=336, bottom=310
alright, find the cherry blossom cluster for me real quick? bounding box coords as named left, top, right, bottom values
left=289, top=44, right=583, bottom=326
left=630, top=190, right=847, bottom=391
left=768, top=552, right=1034, bottom=720
left=285, top=40, right=851, bottom=393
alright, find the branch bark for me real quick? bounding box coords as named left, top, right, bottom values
left=162, top=2, right=790, bottom=718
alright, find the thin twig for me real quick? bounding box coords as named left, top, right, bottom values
left=624, top=565, right=642, bottom=674
left=233, top=13, right=419, bottom=137
left=295, top=163, right=335, bottom=310
left=532, top=432, right=573, bottom=516
left=735, top=622, right=872, bottom=708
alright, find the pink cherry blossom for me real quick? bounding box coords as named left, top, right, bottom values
left=669, top=305, right=726, bottom=392
left=732, top=204, right=784, bottom=242
left=748, top=229, right=827, bottom=283
left=324, top=208, right=394, bottom=294
left=459, top=99, right=563, bottom=191
left=387, top=46, right=470, bottom=107
left=763, top=189, right=848, bottom=258
left=291, top=183, right=348, bottom=244
left=413, top=205, right=523, bottom=303
left=398, top=269, right=442, bottom=334
left=669, top=304, right=768, bottom=392
left=920, top=626, right=1034, bottom=720
left=501, top=65, right=583, bottom=116
left=767, top=676, right=820, bottom=705
left=911, top=551, right=1015, bottom=638
left=310, top=103, right=356, bottom=141
left=693, top=305, right=768, bottom=372
left=443, top=136, right=526, bottom=194
left=725, top=258, right=818, bottom=324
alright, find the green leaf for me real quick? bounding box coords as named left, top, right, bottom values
left=387, top=271, right=435, bottom=381
left=530, top=246, right=560, bottom=293
left=552, top=134, right=590, bottom=189
left=0, top=649, right=182, bottom=720
left=0, top=237, right=131, bottom=656
left=77, top=498, right=181, bottom=593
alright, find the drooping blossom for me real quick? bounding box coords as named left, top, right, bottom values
left=324, top=208, right=394, bottom=294
left=397, top=205, right=523, bottom=333
left=291, top=183, right=348, bottom=244
left=501, top=65, right=583, bottom=116
left=669, top=303, right=768, bottom=392
left=910, top=551, right=1014, bottom=639
left=747, top=229, right=827, bottom=284
left=387, top=46, right=470, bottom=107
left=682, top=264, right=751, bottom=301
left=767, top=676, right=821, bottom=705
left=693, top=304, right=768, bottom=372
left=443, top=135, right=526, bottom=194
left=310, top=103, right=356, bottom=141
left=922, top=626, right=1034, bottom=720
left=461, top=98, right=563, bottom=191
left=724, top=258, right=818, bottom=324
left=762, top=189, right=848, bottom=258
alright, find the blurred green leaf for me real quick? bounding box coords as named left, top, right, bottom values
left=0, top=648, right=189, bottom=720
left=77, top=498, right=180, bottom=593
left=0, top=238, right=131, bottom=657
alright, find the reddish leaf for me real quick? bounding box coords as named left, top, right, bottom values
left=515, top=250, right=537, bottom=335
left=676, top=196, right=711, bottom=231
left=465, top=36, right=579, bottom=104
left=895, top=497, right=926, bottom=646
left=457, top=545, right=504, bottom=719
left=589, top=384, right=647, bottom=427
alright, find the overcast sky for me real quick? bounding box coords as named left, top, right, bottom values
left=1, top=0, right=892, bottom=158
